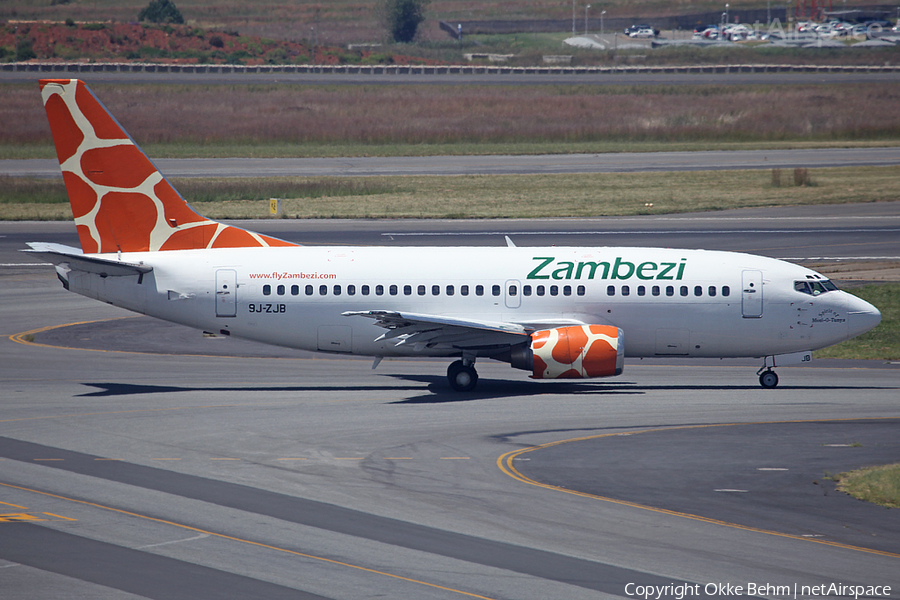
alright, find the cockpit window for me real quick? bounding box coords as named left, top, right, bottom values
left=794, top=279, right=838, bottom=296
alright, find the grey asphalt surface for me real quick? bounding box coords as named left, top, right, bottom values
left=4, top=146, right=900, bottom=179
left=1, top=212, right=899, bottom=599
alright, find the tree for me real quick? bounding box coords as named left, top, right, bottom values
left=138, top=0, right=184, bottom=25
left=379, top=0, right=429, bottom=43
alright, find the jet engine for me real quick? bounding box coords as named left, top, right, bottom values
left=510, top=325, right=624, bottom=379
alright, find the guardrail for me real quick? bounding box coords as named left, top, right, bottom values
left=3, top=62, right=900, bottom=74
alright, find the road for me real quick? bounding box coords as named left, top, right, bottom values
left=1, top=212, right=898, bottom=599
left=4, top=146, right=900, bottom=179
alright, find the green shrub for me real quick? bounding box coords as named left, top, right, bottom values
left=138, top=0, right=184, bottom=25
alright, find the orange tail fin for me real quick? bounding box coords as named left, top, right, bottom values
left=39, top=79, right=296, bottom=253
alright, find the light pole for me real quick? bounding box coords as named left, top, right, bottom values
left=585, top=4, right=591, bottom=35
left=572, top=0, right=576, bottom=35
left=726, top=3, right=730, bottom=25
left=601, top=10, right=606, bottom=39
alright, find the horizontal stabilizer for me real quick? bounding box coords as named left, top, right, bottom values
left=22, top=242, right=152, bottom=277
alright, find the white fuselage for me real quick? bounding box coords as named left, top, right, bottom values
left=62, top=245, right=881, bottom=361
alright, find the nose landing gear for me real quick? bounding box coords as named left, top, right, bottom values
left=757, top=367, right=779, bottom=389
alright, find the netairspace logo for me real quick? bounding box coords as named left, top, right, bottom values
left=624, top=582, right=892, bottom=600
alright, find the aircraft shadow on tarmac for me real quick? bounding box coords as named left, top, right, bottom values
left=76, top=377, right=892, bottom=402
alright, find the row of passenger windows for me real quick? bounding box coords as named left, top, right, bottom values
left=262, top=283, right=731, bottom=298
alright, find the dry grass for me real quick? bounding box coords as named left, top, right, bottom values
left=4, top=166, right=897, bottom=220
left=5, top=83, right=900, bottom=159
left=815, top=283, right=900, bottom=360
left=836, top=464, right=900, bottom=508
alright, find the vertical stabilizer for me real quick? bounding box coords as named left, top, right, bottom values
left=39, top=79, right=296, bottom=253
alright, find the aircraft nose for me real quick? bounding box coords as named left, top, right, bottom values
left=846, top=294, right=882, bottom=337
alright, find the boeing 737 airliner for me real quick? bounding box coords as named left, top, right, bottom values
left=25, top=79, right=882, bottom=391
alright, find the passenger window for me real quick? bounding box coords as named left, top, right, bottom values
left=509, top=285, right=518, bottom=296
left=563, top=285, right=571, bottom=296
left=461, top=285, right=469, bottom=296
left=536, top=285, right=545, bottom=296
left=390, top=285, right=398, bottom=296
left=550, top=285, right=558, bottom=296
left=404, top=285, right=412, bottom=296
left=523, top=285, right=532, bottom=296
left=263, top=284, right=271, bottom=296
left=680, top=286, right=688, bottom=297
left=431, top=285, right=440, bottom=296
left=305, top=285, right=313, bottom=296
left=607, top=285, right=615, bottom=296
left=347, top=285, right=356, bottom=296
left=446, top=285, right=454, bottom=296
left=333, top=285, right=341, bottom=296
left=577, top=285, right=585, bottom=296
left=694, top=286, right=702, bottom=297
left=492, top=285, right=501, bottom=296
left=637, top=285, right=645, bottom=296
left=319, top=285, right=327, bottom=296
left=652, top=285, right=660, bottom=296
left=375, top=284, right=383, bottom=296
left=666, top=286, right=674, bottom=296
left=722, top=286, right=730, bottom=297
left=277, top=285, right=285, bottom=296
left=621, top=285, right=630, bottom=297
left=708, top=286, right=716, bottom=297
left=291, top=285, right=299, bottom=296
left=361, top=285, right=370, bottom=295
left=476, top=285, right=484, bottom=296
left=417, top=285, right=426, bottom=296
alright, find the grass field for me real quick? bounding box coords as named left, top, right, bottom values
left=835, top=463, right=900, bottom=509
left=3, top=166, right=899, bottom=220
left=4, top=83, right=900, bottom=160
left=814, top=283, right=900, bottom=361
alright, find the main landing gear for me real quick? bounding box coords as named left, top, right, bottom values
left=447, top=359, right=478, bottom=392
left=757, top=366, right=779, bottom=389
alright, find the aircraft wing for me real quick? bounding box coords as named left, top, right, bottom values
left=22, top=242, right=153, bottom=277
left=343, top=310, right=530, bottom=350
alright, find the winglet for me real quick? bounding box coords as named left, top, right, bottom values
left=39, top=79, right=297, bottom=254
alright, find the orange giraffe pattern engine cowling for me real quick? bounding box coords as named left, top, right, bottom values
left=39, top=79, right=298, bottom=254
left=531, top=325, right=624, bottom=379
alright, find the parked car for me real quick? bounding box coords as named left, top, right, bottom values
left=815, top=24, right=839, bottom=38
left=723, top=24, right=753, bottom=40
left=850, top=23, right=870, bottom=39
left=629, top=27, right=657, bottom=38
left=624, top=24, right=660, bottom=37
left=692, top=25, right=719, bottom=39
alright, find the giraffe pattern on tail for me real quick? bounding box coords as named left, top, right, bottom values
left=40, top=79, right=297, bottom=254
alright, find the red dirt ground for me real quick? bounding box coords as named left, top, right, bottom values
left=1, top=21, right=441, bottom=65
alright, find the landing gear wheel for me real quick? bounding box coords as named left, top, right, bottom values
left=759, top=370, right=779, bottom=389
left=447, top=360, right=478, bottom=392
